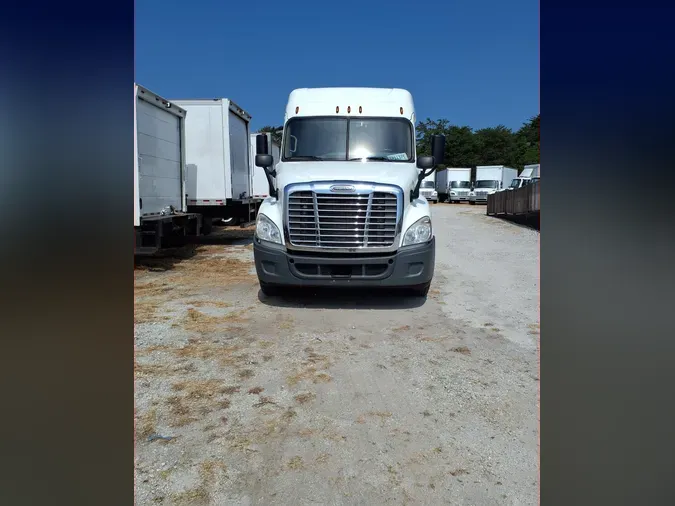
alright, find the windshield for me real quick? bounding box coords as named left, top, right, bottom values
left=475, top=180, right=499, bottom=189
left=282, top=117, right=413, bottom=162
left=509, top=179, right=521, bottom=189
left=450, top=181, right=471, bottom=189
left=421, top=181, right=435, bottom=188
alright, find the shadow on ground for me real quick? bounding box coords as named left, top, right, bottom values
left=134, top=244, right=199, bottom=271
left=493, top=215, right=540, bottom=231
left=258, top=287, right=427, bottom=310
left=193, top=226, right=254, bottom=246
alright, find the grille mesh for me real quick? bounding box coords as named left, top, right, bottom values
left=287, top=191, right=398, bottom=248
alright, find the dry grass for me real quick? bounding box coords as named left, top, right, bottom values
left=134, top=299, right=171, bottom=324
left=294, top=392, right=316, bottom=404
left=138, top=342, right=244, bottom=368
left=287, top=367, right=332, bottom=386
left=451, top=346, right=471, bottom=355
left=180, top=307, right=253, bottom=334
left=287, top=456, right=304, bottom=470
left=186, top=300, right=232, bottom=308
left=171, top=379, right=234, bottom=399
left=248, top=386, right=264, bottom=394
left=238, top=369, right=255, bottom=379
left=356, top=411, right=392, bottom=424
left=449, top=468, right=469, bottom=477
left=136, top=408, right=157, bottom=439
left=392, top=325, right=411, bottom=332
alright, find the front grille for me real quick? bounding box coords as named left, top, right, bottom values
left=457, top=190, right=469, bottom=196
left=287, top=190, right=398, bottom=248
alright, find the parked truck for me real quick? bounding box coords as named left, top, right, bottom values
left=419, top=171, right=438, bottom=203
left=134, top=84, right=201, bottom=255
left=436, top=167, right=471, bottom=203
left=469, top=165, right=518, bottom=204
left=251, top=87, right=445, bottom=297
left=171, top=98, right=262, bottom=234
left=249, top=132, right=280, bottom=199
left=508, top=163, right=540, bottom=190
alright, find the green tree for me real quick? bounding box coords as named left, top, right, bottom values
left=514, top=115, right=539, bottom=166
left=473, top=125, right=519, bottom=166
left=257, top=125, right=283, bottom=146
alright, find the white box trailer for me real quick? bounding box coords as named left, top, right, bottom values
left=171, top=98, right=262, bottom=232
left=470, top=165, right=518, bottom=204
left=249, top=132, right=280, bottom=199
left=436, top=167, right=471, bottom=203
left=134, top=84, right=201, bottom=254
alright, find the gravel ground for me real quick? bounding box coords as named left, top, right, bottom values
left=134, top=204, right=540, bottom=505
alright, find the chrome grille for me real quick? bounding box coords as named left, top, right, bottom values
left=287, top=190, right=399, bottom=248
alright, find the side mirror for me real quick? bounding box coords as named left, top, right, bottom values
left=256, top=133, right=269, bottom=155
left=417, top=156, right=434, bottom=169
left=255, top=154, right=273, bottom=168
left=431, top=134, right=446, bottom=167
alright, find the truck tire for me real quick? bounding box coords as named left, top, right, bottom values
left=409, top=282, right=431, bottom=298
left=202, top=218, right=213, bottom=236
left=260, top=282, right=283, bottom=297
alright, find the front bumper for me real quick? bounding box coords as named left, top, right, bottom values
left=450, top=195, right=469, bottom=202
left=253, top=237, right=435, bottom=288
left=469, top=194, right=490, bottom=203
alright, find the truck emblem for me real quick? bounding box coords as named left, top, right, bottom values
left=330, top=185, right=355, bottom=192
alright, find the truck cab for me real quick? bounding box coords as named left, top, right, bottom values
left=420, top=173, right=438, bottom=203
left=251, top=87, right=445, bottom=297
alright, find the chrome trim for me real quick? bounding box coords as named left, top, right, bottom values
left=283, top=181, right=404, bottom=253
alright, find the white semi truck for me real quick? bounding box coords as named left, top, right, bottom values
left=419, top=171, right=438, bottom=203
left=134, top=84, right=201, bottom=254
left=469, top=165, right=518, bottom=204
left=509, top=163, right=540, bottom=189
left=249, top=132, right=280, bottom=199
left=171, top=98, right=263, bottom=234
left=436, top=167, right=471, bottom=203
left=251, top=87, right=445, bottom=297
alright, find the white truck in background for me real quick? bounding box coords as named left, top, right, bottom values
left=250, top=132, right=280, bottom=199
left=251, top=87, right=445, bottom=297
left=419, top=171, right=438, bottom=203
left=436, top=167, right=471, bottom=203
left=509, top=163, right=540, bottom=189
left=134, top=84, right=201, bottom=255
left=171, top=98, right=263, bottom=234
left=469, top=165, right=518, bottom=204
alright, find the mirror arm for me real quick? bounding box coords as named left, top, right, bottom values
left=263, top=167, right=278, bottom=199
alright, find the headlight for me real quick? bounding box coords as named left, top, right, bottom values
left=402, top=216, right=432, bottom=246
left=255, top=213, right=282, bottom=244
left=450, top=191, right=456, bottom=196
left=431, top=191, right=438, bottom=196
left=469, top=191, right=475, bottom=196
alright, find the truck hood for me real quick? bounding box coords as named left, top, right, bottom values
left=274, top=161, right=419, bottom=195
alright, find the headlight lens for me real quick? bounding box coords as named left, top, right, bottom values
left=450, top=191, right=456, bottom=196
left=402, top=216, right=432, bottom=246
left=255, top=213, right=282, bottom=244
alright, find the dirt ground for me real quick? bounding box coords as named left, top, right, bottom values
left=134, top=204, right=540, bottom=505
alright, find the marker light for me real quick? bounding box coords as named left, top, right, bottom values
left=295, top=106, right=299, bottom=114
left=359, top=106, right=362, bottom=113
left=336, top=106, right=340, bottom=113
left=347, top=106, right=351, bottom=113
left=400, top=107, right=404, bottom=115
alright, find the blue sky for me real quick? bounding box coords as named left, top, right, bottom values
left=135, top=0, right=538, bottom=132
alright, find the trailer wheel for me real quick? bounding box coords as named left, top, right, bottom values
left=202, top=218, right=213, bottom=236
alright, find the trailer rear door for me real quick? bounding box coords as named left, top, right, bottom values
left=229, top=110, right=250, bottom=199
left=137, top=98, right=183, bottom=216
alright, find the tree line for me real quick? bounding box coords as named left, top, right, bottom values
left=257, top=114, right=539, bottom=171
left=416, top=115, right=539, bottom=171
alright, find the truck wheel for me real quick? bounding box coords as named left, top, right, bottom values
left=409, top=282, right=431, bottom=297
left=202, top=218, right=213, bottom=236
left=260, top=282, right=283, bottom=297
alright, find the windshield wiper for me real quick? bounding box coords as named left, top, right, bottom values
left=348, top=156, right=391, bottom=161
left=286, top=155, right=325, bottom=161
